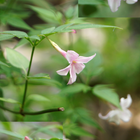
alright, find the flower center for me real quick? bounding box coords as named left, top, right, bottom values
left=72, top=60, right=77, bottom=63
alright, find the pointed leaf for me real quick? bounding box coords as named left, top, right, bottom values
left=2, top=31, right=28, bottom=38
left=41, top=27, right=55, bottom=35
left=0, top=130, right=24, bottom=139
left=6, top=48, right=29, bottom=72
left=0, top=61, right=9, bottom=67
left=28, top=79, right=62, bottom=87
left=66, top=24, right=122, bottom=30
left=0, top=97, right=20, bottom=104
left=71, top=127, right=94, bottom=138
left=27, top=73, right=50, bottom=80
left=0, top=34, right=14, bottom=41
left=7, top=17, right=32, bottom=30
left=92, top=85, right=121, bottom=108
left=27, top=94, right=50, bottom=102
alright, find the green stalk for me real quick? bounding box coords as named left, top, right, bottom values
left=20, top=43, right=36, bottom=113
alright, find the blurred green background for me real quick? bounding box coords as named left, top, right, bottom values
left=78, top=0, right=140, bottom=17
left=0, top=0, right=140, bottom=140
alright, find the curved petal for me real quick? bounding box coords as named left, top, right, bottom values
left=119, top=109, right=132, bottom=122
left=68, top=64, right=77, bottom=84
left=73, top=63, right=85, bottom=74
left=108, top=0, right=121, bottom=12
left=57, top=65, right=70, bottom=76
left=126, top=0, right=137, bottom=4
left=66, top=50, right=79, bottom=63
left=75, top=53, right=96, bottom=64
left=99, top=110, right=120, bottom=124
left=120, top=94, right=132, bottom=109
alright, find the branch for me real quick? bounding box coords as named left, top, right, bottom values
left=0, top=105, right=64, bottom=116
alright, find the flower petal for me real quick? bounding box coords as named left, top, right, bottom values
left=126, top=0, right=138, bottom=4
left=57, top=65, right=71, bottom=76
left=73, top=63, right=85, bottom=74
left=99, top=110, right=120, bottom=124
left=66, top=50, right=79, bottom=63
left=120, top=94, right=132, bottom=109
left=68, top=64, right=77, bottom=84
left=108, top=0, right=121, bottom=12
left=119, top=109, right=132, bottom=122
left=49, top=39, right=67, bottom=58
left=75, top=53, right=96, bottom=64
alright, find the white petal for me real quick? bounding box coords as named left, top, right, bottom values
left=67, top=64, right=77, bottom=84
left=57, top=65, right=70, bottom=76
left=75, top=53, right=96, bottom=63
left=73, top=63, right=85, bottom=74
left=120, top=94, right=132, bottom=109
left=66, top=50, right=79, bottom=63
left=119, top=109, right=132, bottom=122
left=126, top=0, right=138, bottom=4
left=108, top=0, right=121, bottom=12
left=99, top=110, right=120, bottom=124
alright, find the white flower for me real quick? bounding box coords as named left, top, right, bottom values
left=108, top=0, right=138, bottom=12
left=99, top=94, right=132, bottom=125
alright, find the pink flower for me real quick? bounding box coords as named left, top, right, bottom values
left=57, top=50, right=96, bottom=84
left=48, top=39, right=96, bottom=84
left=108, top=0, right=138, bottom=12
left=25, top=136, right=30, bottom=140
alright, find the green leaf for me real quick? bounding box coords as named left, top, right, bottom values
left=59, top=83, right=91, bottom=95
left=52, top=23, right=74, bottom=32
left=7, top=17, right=32, bottom=30
left=2, top=31, right=28, bottom=38
left=27, top=94, right=50, bottom=102
left=71, top=126, right=94, bottom=138
left=28, top=79, right=62, bottom=87
left=66, top=24, right=122, bottom=30
left=41, top=27, right=55, bottom=35
left=14, top=38, right=29, bottom=49
left=29, top=35, right=40, bottom=40
left=6, top=48, right=29, bottom=73
left=0, top=130, right=24, bottom=139
left=29, top=6, right=62, bottom=24
left=27, top=73, right=50, bottom=80
left=92, top=85, right=121, bottom=108
left=0, top=61, right=9, bottom=67
left=76, top=108, right=102, bottom=130
left=79, top=0, right=106, bottom=5
left=0, top=97, right=20, bottom=104
left=0, top=34, right=14, bottom=41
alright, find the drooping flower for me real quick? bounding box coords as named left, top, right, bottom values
left=48, top=39, right=96, bottom=84
left=99, top=94, right=132, bottom=125
left=108, top=0, right=138, bottom=12
left=24, top=136, right=30, bottom=140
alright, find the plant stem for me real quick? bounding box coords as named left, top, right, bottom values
left=0, top=105, right=64, bottom=116
left=20, top=44, right=36, bottom=113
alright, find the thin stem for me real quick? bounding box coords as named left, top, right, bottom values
left=68, top=32, right=73, bottom=50
left=0, top=105, right=64, bottom=116
left=20, top=43, right=36, bottom=113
